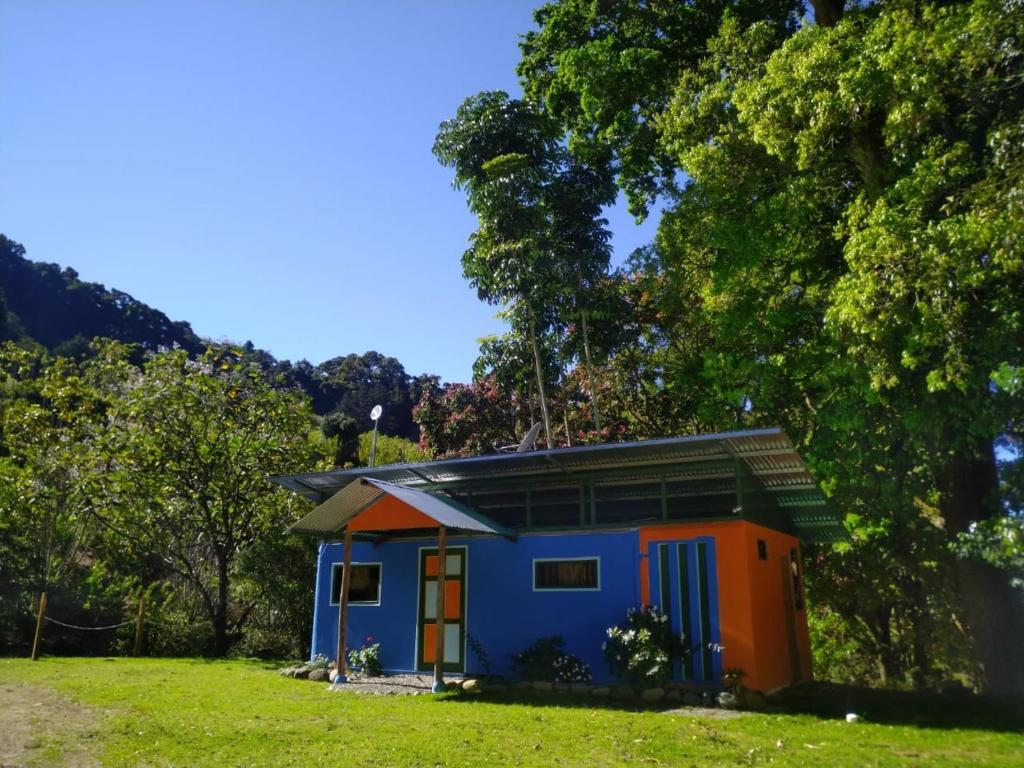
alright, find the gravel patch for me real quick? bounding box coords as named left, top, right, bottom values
left=0, top=682, right=101, bottom=767
left=328, top=674, right=437, bottom=695
left=661, top=706, right=746, bottom=719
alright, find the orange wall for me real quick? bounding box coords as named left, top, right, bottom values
left=639, top=520, right=811, bottom=692
left=346, top=494, right=440, bottom=532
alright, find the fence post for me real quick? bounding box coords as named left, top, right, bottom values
left=133, top=593, right=146, bottom=657
left=31, top=591, right=48, bottom=661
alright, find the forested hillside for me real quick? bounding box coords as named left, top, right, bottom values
left=0, top=235, right=437, bottom=659
left=0, top=234, right=437, bottom=451
left=0, top=234, right=204, bottom=356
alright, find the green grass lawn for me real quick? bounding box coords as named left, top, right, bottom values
left=1, top=658, right=1021, bottom=767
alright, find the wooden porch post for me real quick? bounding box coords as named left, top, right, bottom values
left=432, top=525, right=447, bottom=693
left=335, top=528, right=353, bottom=681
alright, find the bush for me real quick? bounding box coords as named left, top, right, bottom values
left=347, top=637, right=382, bottom=677
left=511, top=636, right=592, bottom=683
left=603, top=605, right=686, bottom=685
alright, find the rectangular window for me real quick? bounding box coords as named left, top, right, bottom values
left=330, top=563, right=382, bottom=605
left=757, top=539, right=767, bottom=560
left=533, top=558, right=599, bottom=591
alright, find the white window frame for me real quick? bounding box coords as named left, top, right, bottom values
left=532, top=556, right=601, bottom=592
left=329, top=561, right=383, bottom=606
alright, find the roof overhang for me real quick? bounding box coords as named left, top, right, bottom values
left=288, top=477, right=515, bottom=539
left=274, top=429, right=842, bottom=544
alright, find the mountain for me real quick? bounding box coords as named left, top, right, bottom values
left=0, top=234, right=204, bottom=356
left=0, top=234, right=439, bottom=445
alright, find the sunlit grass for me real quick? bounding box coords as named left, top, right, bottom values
left=1, top=657, right=1021, bottom=767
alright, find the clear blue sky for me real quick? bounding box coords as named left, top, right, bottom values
left=1, top=1, right=657, bottom=383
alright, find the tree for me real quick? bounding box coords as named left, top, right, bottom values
left=318, top=351, right=436, bottom=441
left=434, top=91, right=617, bottom=443
left=518, top=0, right=1024, bottom=692
left=518, top=0, right=801, bottom=217
left=104, top=347, right=321, bottom=656
left=414, top=376, right=522, bottom=458
left=356, top=431, right=429, bottom=466
left=0, top=340, right=136, bottom=653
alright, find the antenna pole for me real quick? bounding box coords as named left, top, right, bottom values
left=370, top=419, right=379, bottom=468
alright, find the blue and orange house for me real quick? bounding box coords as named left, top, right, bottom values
left=273, top=428, right=840, bottom=692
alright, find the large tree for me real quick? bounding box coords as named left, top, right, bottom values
left=519, top=0, right=1024, bottom=692
left=433, top=91, right=617, bottom=444
left=103, top=347, right=321, bottom=656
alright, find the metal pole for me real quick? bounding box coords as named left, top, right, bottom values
left=369, top=420, right=379, bottom=468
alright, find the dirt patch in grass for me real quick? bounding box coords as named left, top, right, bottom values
left=661, top=705, right=745, bottom=720
left=0, top=682, right=101, bottom=768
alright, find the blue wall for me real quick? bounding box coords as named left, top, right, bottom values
left=311, top=530, right=641, bottom=682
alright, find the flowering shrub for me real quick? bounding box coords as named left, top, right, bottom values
left=511, top=636, right=592, bottom=683
left=603, top=605, right=687, bottom=684
left=308, top=653, right=332, bottom=670
left=347, top=637, right=382, bottom=677
left=552, top=652, right=593, bottom=683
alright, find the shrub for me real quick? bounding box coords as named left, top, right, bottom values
left=347, top=637, right=382, bottom=677
left=511, top=636, right=592, bottom=683
left=603, top=605, right=686, bottom=684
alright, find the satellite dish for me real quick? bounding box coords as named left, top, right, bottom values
left=515, top=422, right=543, bottom=453
left=370, top=405, right=383, bottom=421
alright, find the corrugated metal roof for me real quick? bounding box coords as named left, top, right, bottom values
left=277, top=428, right=807, bottom=493
left=288, top=478, right=514, bottom=537
left=274, top=428, right=842, bottom=543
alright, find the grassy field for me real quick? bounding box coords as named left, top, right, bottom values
left=1, top=658, right=1021, bottom=767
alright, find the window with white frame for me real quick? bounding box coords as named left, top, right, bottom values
left=330, top=563, right=382, bottom=605
left=533, top=558, right=600, bottom=591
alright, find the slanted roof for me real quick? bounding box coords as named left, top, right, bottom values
left=274, top=428, right=842, bottom=543
left=288, top=477, right=514, bottom=538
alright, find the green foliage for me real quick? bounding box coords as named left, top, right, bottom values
left=603, top=605, right=686, bottom=685
left=317, top=351, right=439, bottom=442
left=511, top=635, right=592, bottom=683
left=356, top=431, right=428, bottom=466
left=347, top=638, right=383, bottom=677
left=434, top=90, right=618, bottom=444
left=101, top=346, right=322, bottom=656
left=0, top=234, right=204, bottom=354
left=515, top=0, right=1024, bottom=693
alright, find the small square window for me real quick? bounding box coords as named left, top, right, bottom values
left=330, top=563, right=381, bottom=605
left=757, top=540, right=767, bottom=560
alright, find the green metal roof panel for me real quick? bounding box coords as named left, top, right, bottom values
left=274, top=428, right=844, bottom=543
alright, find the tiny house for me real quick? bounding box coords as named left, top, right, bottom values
left=273, top=428, right=841, bottom=692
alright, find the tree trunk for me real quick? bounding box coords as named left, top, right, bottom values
left=870, top=605, right=901, bottom=687
left=212, top=555, right=231, bottom=657
left=810, top=0, right=844, bottom=28
left=580, top=309, right=602, bottom=433
left=942, top=443, right=1024, bottom=696
left=528, top=313, right=553, bottom=448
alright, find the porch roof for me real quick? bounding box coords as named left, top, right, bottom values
left=288, top=477, right=514, bottom=538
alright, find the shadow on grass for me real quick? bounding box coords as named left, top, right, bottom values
left=766, top=682, right=1024, bottom=733
left=438, top=682, right=1024, bottom=733
left=436, top=687, right=713, bottom=715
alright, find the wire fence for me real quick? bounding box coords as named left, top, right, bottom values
left=31, top=590, right=146, bottom=660
left=43, top=616, right=136, bottom=632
